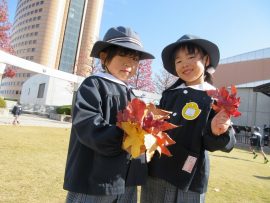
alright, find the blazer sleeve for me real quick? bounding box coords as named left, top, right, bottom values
left=202, top=110, right=236, bottom=152
left=71, top=78, right=125, bottom=157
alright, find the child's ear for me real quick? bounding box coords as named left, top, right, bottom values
left=99, top=52, right=107, bottom=64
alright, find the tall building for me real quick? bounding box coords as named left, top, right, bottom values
left=0, top=0, right=104, bottom=100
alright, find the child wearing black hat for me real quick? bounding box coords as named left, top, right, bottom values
left=141, top=35, right=236, bottom=203
left=63, top=26, right=154, bottom=203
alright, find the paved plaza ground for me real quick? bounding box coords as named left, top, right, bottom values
left=0, top=113, right=71, bottom=128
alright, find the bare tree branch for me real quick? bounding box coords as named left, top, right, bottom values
left=153, top=69, right=178, bottom=93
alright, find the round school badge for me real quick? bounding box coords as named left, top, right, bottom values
left=181, top=102, right=201, bottom=120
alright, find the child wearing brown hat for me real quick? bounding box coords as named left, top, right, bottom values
left=141, top=35, right=236, bottom=203
left=63, top=26, right=154, bottom=203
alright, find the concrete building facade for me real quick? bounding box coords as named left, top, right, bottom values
left=20, top=74, right=73, bottom=113
left=0, top=0, right=104, bottom=100
left=214, top=48, right=270, bottom=129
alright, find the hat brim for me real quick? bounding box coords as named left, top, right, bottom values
left=162, top=39, right=220, bottom=76
left=91, top=41, right=155, bottom=60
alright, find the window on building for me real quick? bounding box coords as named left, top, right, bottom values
left=37, top=83, right=45, bottom=98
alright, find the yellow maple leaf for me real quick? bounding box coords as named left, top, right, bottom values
left=121, top=122, right=147, bottom=158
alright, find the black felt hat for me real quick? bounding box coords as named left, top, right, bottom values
left=91, top=26, right=154, bottom=60
left=162, top=34, right=220, bottom=76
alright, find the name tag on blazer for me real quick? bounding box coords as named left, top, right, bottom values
left=182, top=155, right=197, bottom=173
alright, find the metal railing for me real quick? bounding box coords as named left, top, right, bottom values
left=0, top=50, right=85, bottom=84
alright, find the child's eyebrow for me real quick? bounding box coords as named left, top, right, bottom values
left=174, top=56, right=183, bottom=62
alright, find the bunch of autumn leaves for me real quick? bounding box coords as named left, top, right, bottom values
left=117, top=85, right=241, bottom=160
left=117, top=98, right=177, bottom=160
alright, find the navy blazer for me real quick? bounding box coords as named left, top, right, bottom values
left=63, top=74, right=147, bottom=195
left=148, top=83, right=236, bottom=194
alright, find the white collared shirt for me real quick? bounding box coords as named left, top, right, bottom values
left=93, top=72, right=132, bottom=88
left=173, top=82, right=216, bottom=91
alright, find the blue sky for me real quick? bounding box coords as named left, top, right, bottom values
left=7, top=0, right=270, bottom=74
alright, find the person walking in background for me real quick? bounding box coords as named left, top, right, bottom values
left=141, top=34, right=236, bottom=203
left=63, top=26, right=154, bottom=203
left=250, top=126, right=269, bottom=164
left=11, top=101, right=22, bottom=125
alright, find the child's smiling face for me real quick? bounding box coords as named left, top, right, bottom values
left=174, top=46, right=209, bottom=86
left=106, top=54, right=139, bottom=81
left=100, top=47, right=140, bottom=81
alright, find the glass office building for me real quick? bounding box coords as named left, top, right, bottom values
left=0, top=0, right=104, bottom=100
left=58, top=0, right=85, bottom=73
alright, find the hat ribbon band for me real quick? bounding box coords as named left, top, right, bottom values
left=106, top=37, right=143, bottom=48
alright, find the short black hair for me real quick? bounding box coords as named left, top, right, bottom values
left=172, top=43, right=213, bottom=84
left=101, top=46, right=141, bottom=69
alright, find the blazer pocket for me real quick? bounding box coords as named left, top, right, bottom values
left=174, top=147, right=200, bottom=192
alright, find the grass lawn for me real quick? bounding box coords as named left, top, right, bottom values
left=207, top=148, right=270, bottom=203
left=0, top=126, right=69, bottom=203
left=0, top=125, right=270, bottom=203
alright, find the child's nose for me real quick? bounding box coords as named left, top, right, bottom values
left=182, top=60, right=190, bottom=67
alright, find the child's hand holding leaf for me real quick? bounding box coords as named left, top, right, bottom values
left=211, top=109, right=231, bottom=136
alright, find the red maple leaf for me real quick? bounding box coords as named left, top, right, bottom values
left=142, top=111, right=177, bottom=156
left=117, top=98, right=146, bottom=127
left=207, top=85, right=241, bottom=117
left=154, top=131, right=176, bottom=156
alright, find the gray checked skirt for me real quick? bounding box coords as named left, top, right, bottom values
left=65, top=186, right=137, bottom=203
left=140, top=176, right=205, bottom=203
